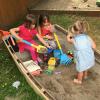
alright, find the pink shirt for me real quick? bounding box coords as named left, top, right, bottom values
left=18, top=25, right=37, bottom=41
left=40, top=24, right=52, bottom=36
left=18, top=25, right=38, bottom=52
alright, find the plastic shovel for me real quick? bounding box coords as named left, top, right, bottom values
left=53, top=32, right=72, bottom=65
left=22, top=40, right=47, bottom=53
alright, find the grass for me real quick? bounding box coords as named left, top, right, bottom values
left=0, top=14, right=100, bottom=100
left=0, top=44, right=43, bottom=100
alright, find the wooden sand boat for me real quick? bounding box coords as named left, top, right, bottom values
left=2, top=25, right=100, bottom=100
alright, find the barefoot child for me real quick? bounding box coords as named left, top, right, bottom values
left=67, top=20, right=96, bottom=84
left=10, top=14, right=51, bottom=64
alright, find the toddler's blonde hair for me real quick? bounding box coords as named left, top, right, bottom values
left=71, top=20, right=86, bottom=34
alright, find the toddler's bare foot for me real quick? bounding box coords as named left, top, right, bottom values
left=73, top=79, right=82, bottom=84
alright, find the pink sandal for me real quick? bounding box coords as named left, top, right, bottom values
left=73, top=79, right=82, bottom=84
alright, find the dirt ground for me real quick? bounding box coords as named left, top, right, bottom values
left=35, top=28, right=100, bottom=100
left=3, top=23, right=100, bottom=100
left=31, top=0, right=100, bottom=10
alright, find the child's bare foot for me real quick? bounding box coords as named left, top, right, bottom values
left=73, top=79, right=82, bottom=84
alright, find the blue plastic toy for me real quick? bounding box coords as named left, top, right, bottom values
left=53, top=32, right=72, bottom=65
left=53, top=49, right=61, bottom=59
left=53, top=49, right=72, bottom=65
left=47, top=48, right=53, bottom=54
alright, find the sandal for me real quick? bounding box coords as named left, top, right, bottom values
left=73, top=79, right=82, bottom=84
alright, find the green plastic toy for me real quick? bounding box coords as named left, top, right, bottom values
left=44, top=70, right=53, bottom=75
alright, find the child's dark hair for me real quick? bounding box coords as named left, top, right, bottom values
left=24, top=14, right=36, bottom=29
left=39, top=14, right=50, bottom=26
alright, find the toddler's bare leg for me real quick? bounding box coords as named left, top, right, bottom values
left=77, top=72, right=84, bottom=81
left=73, top=72, right=83, bottom=84
left=83, top=70, right=88, bottom=79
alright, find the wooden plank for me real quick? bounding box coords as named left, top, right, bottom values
left=28, top=9, right=100, bottom=17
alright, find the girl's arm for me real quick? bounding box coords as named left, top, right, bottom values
left=90, top=38, right=96, bottom=50
left=37, top=26, right=42, bottom=35
left=92, top=40, right=96, bottom=50
left=10, top=28, right=23, bottom=41
left=36, top=33, right=51, bottom=48
left=87, top=36, right=96, bottom=50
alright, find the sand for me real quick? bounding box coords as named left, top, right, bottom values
left=35, top=28, right=100, bottom=100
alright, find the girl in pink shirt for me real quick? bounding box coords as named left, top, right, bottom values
left=10, top=14, right=51, bottom=64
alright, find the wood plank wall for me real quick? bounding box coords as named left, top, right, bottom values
left=0, top=0, right=40, bottom=30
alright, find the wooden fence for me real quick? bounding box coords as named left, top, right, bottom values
left=0, top=0, right=40, bottom=30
